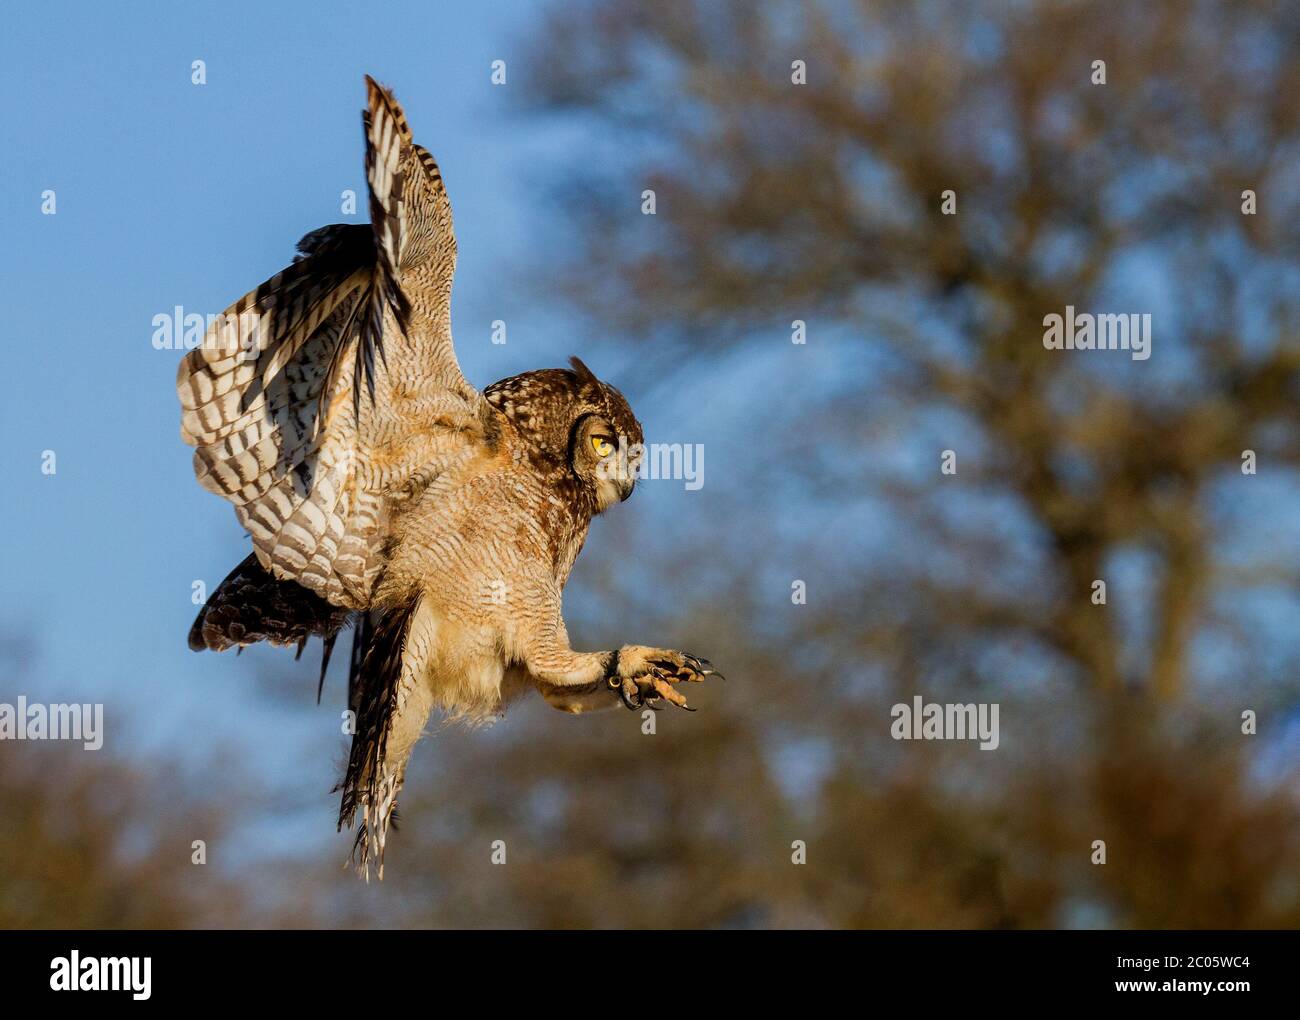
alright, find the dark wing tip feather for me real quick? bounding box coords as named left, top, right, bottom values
left=187, top=617, right=209, bottom=652
left=355, top=74, right=417, bottom=419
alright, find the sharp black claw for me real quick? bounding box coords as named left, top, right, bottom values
left=618, top=682, right=642, bottom=710
left=674, top=653, right=721, bottom=679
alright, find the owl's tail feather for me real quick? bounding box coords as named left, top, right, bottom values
left=336, top=598, right=422, bottom=880
left=188, top=553, right=352, bottom=655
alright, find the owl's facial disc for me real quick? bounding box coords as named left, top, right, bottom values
left=575, top=415, right=642, bottom=511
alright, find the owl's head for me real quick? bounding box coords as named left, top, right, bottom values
left=484, top=357, right=645, bottom=514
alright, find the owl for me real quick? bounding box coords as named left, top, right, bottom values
left=178, top=76, right=720, bottom=877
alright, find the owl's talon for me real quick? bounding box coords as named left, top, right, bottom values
left=616, top=645, right=720, bottom=709
left=649, top=657, right=713, bottom=683
left=649, top=676, right=690, bottom=707
left=617, top=676, right=644, bottom=710
left=683, top=653, right=723, bottom=680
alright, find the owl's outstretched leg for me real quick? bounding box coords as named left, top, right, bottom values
left=531, top=648, right=720, bottom=712
left=519, top=586, right=720, bottom=712
left=539, top=680, right=620, bottom=714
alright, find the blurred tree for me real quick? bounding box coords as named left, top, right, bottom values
left=0, top=743, right=246, bottom=928
left=526, top=0, right=1300, bottom=700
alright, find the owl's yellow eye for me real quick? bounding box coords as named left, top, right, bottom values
left=591, top=436, right=614, bottom=458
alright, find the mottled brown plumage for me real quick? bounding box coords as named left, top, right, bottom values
left=179, top=75, right=719, bottom=878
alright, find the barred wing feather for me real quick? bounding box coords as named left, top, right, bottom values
left=177, top=77, right=482, bottom=610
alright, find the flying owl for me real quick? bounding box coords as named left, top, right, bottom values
left=178, top=76, right=720, bottom=877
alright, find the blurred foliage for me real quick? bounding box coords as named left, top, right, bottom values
left=0, top=743, right=244, bottom=928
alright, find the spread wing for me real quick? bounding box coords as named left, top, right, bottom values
left=177, top=76, right=488, bottom=609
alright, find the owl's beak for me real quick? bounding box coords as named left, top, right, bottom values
left=617, top=477, right=635, bottom=502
